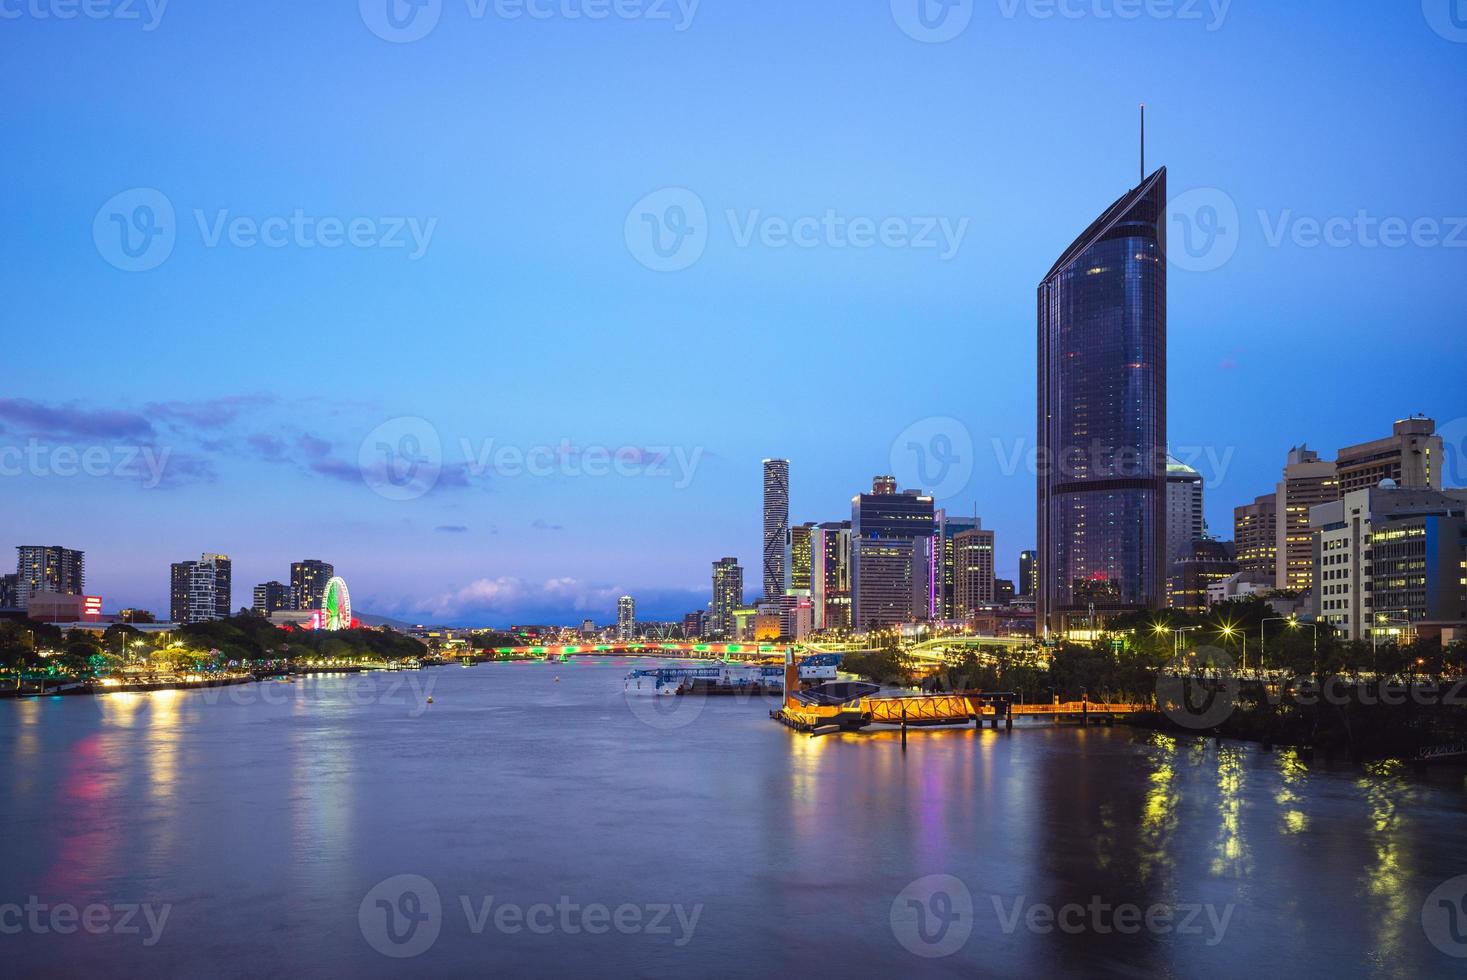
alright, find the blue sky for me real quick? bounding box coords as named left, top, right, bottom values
left=3, top=1, right=1465, bottom=625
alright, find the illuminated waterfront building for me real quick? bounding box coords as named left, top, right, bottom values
left=1233, top=493, right=1278, bottom=581
left=1167, top=538, right=1238, bottom=614
left=252, top=581, right=293, bottom=616
left=810, top=521, right=851, bottom=631
left=851, top=478, right=935, bottom=631
left=1166, top=457, right=1204, bottom=571
left=952, top=526, right=996, bottom=619
left=762, top=459, right=790, bottom=601
left=291, top=559, right=334, bottom=612
left=934, top=510, right=983, bottom=620
left=1275, top=447, right=1337, bottom=592
left=617, top=595, right=636, bottom=640
left=1018, top=550, right=1037, bottom=598
left=710, top=557, right=744, bottom=640
left=173, top=553, right=231, bottom=624
left=1037, top=167, right=1168, bottom=635
left=15, top=545, right=85, bottom=611
left=787, top=522, right=815, bottom=592
left=1335, top=416, right=1443, bottom=496
left=1311, top=485, right=1467, bottom=640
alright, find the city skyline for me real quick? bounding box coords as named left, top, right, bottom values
left=5, top=6, right=1465, bottom=624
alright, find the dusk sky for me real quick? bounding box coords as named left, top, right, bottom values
left=4, top=2, right=1465, bottom=625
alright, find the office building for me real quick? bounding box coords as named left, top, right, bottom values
left=1233, top=493, right=1278, bottom=581
left=811, top=521, right=852, bottom=631
left=762, top=459, right=790, bottom=601
left=1312, top=485, right=1467, bottom=640
left=0, top=574, right=17, bottom=611
left=291, top=559, right=334, bottom=612
left=253, top=581, right=293, bottom=616
left=682, top=610, right=705, bottom=640
left=1167, top=538, right=1239, bottom=615
left=1335, top=416, right=1443, bottom=496
left=1276, top=447, right=1337, bottom=593
left=933, top=510, right=983, bottom=620
left=787, top=522, right=815, bottom=593
left=1037, top=167, right=1168, bottom=635
left=710, top=558, right=744, bottom=640
left=995, top=579, right=1016, bottom=605
left=15, top=546, right=85, bottom=610
left=1018, top=550, right=1037, bottom=599
left=951, top=526, right=996, bottom=619
left=1166, top=457, right=1205, bottom=568
left=617, top=595, right=636, bottom=640
left=851, top=478, right=935, bottom=631
left=170, top=561, right=194, bottom=623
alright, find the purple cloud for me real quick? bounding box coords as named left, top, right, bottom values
left=0, top=398, right=153, bottom=440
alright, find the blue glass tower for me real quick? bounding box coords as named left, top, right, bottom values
left=1037, top=167, right=1168, bottom=635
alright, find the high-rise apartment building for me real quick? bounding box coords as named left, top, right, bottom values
left=15, top=546, right=85, bottom=610
left=933, top=510, right=983, bottom=620
left=710, top=558, right=744, bottom=640
left=252, top=581, right=293, bottom=616
left=952, top=526, right=996, bottom=619
left=787, top=522, right=815, bottom=593
left=1234, top=493, right=1278, bottom=582
left=1276, top=447, right=1337, bottom=593
left=1037, top=167, right=1168, bottom=635
left=179, top=553, right=232, bottom=624
left=291, top=560, right=334, bottom=612
left=762, top=459, right=790, bottom=601
left=617, top=595, right=636, bottom=640
left=810, top=521, right=852, bottom=631
left=1166, top=458, right=1205, bottom=568
left=1335, top=416, right=1443, bottom=496
left=851, top=478, right=935, bottom=631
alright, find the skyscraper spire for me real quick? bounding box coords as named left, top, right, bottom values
left=1140, top=103, right=1146, bottom=184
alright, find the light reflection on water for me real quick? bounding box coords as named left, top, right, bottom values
left=1, top=662, right=1464, bottom=979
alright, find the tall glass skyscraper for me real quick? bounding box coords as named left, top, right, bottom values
left=1037, top=167, right=1168, bottom=635
left=762, top=459, right=790, bottom=600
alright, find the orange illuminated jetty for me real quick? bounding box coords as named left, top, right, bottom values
left=772, top=651, right=1149, bottom=735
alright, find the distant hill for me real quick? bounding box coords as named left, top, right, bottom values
left=355, top=612, right=420, bottom=630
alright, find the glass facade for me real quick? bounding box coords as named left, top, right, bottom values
left=1038, top=168, right=1167, bottom=634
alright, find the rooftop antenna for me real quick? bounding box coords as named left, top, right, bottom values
left=1140, top=103, right=1146, bottom=184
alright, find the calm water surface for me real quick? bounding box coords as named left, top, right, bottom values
left=4, top=660, right=1466, bottom=978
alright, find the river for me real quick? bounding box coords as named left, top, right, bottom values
left=3, top=660, right=1466, bottom=978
